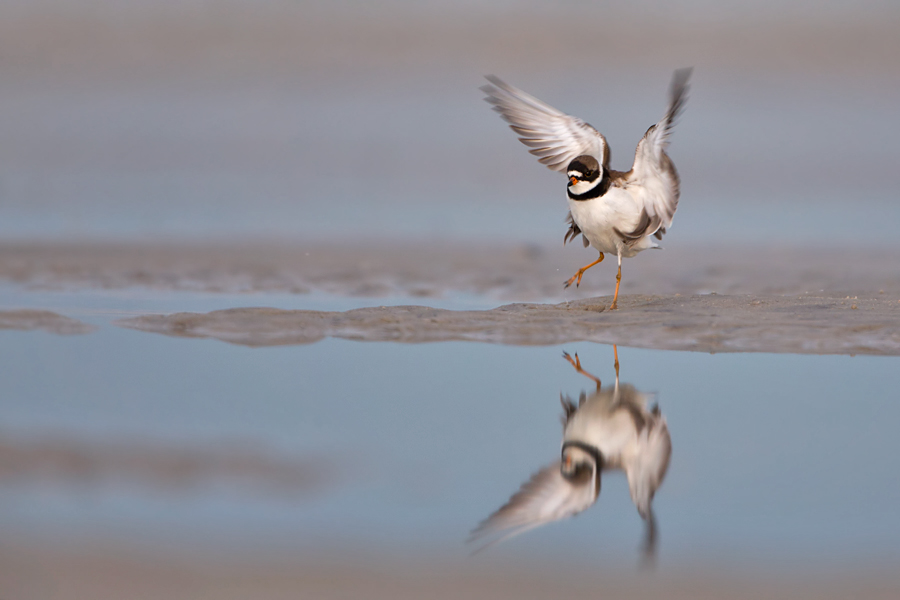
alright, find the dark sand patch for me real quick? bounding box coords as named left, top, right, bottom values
left=3, top=242, right=900, bottom=301
left=1, top=540, right=898, bottom=600
left=2, top=4, right=898, bottom=79
left=0, top=433, right=331, bottom=496
left=0, top=309, right=96, bottom=335
left=117, top=295, right=900, bottom=356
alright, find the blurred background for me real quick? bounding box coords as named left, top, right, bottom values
left=2, top=2, right=900, bottom=599
left=0, top=0, right=898, bottom=244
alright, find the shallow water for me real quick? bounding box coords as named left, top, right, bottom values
left=2, top=290, right=899, bottom=572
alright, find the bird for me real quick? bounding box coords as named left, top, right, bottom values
left=469, top=347, right=671, bottom=563
left=481, top=69, right=692, bottom=309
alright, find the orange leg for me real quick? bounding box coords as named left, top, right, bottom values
left=613, top=344, right=619, bottom=380
left=609, top=264, right=622, bottom=310
left=562, top=351, right=601, bottom=390
left=564, top=253, right=604, bottom=289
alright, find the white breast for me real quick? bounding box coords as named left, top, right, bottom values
left=564, top=404, right=637, bottom=468
left=567, top=187, right=656, bottom=257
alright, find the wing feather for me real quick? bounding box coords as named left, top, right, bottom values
left=625, top=415, right=672, bottom=520
left=468, top=461, right=597, bottom=551
left=627, top=68, right=692, bottom=234
left=482, top=76, right=607, bottom=173
left=564, top=211, right=590, bottom=247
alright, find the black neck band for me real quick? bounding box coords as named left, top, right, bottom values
left=567, top=172, right=610, bottom=201
left=561, top=440, right=604, bottom=467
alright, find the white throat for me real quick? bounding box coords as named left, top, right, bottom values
left=569, top=177, right=601, bottom=195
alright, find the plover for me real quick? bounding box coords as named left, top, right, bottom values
left=482, top=69, right=691, bottom=309
left=469, top=347, right=671, bottom=561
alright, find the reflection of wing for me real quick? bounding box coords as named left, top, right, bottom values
left=625, top=68, right=691, bottom=237
left=469, top=461, right=597, bottom=550
left=626, top=415, right=672, bottom=520
left=481, top=76, right=608, bottom=172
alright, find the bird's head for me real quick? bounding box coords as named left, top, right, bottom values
left=561, top=442, right=601, bottom=483
left=566, top=155, right=603, bottom=194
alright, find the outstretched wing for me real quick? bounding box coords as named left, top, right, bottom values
left=625, top=414, right=672, bottom=520
left=468, top=461, right=597, bottom=551
left=481, top=76, right=608, bottom=172
left=625, top=68, right=692, bottom=237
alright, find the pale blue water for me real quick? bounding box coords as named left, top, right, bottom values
left=1, top=291, right=898, bottom=569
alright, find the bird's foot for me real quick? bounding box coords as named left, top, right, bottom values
left=564, top=270, right=584, bottom=289
left=562, top=351, right=582, bottom=370
left=564, top=254, right=605, bottom=289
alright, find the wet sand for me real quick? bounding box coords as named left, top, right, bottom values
left=0, top=309, right=96, bottom=334
left=4, top=242, right=899, bottom=355
left=2, top=540, right=898, bottom=600
left=3, top=241, right=900, bottom=300
left=2, top=3, right=898, bottom=79
left=0, top=433, right=331, bottom=496
left=117, top=294, right=900, bottom=356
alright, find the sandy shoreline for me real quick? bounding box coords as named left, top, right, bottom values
left=0, top=308, right=96, bottom=334
left=0, top=432, right=330, bottom=495
left=3, top=242, right=899, bottom=355
left=2, top=539, right=898, bottom=600
left=116, top=294, right=900, bottom=356
left=3, top=241, right=900, bottom=300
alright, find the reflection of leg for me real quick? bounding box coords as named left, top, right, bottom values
left=613, top=344, right=619, bottom=381
left=562, top=351, right=601, bottom=390
left=564, top=253, right=604, bottom=289
left=610, top=258, right=622, bottom=310
left=639, top=509, right=658, bottom=571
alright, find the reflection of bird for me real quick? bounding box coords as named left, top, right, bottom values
left=481, top=69, right=691, bottom=309
left=469, top=347, right=671, bottom=562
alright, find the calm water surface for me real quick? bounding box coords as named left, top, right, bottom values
left=2, top=290, right=899, bottom=570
